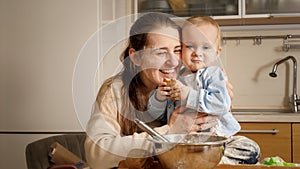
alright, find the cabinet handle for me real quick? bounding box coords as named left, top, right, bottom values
left=239, top=129, right=279, bottom=134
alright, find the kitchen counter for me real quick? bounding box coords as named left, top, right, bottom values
left=118, top=161, right=300, bottom=169
left=232, top=111, right=300, bottom=123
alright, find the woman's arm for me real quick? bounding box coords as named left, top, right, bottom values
left=85, top=79, right=169, bottom=169
left=144, top=90, right=168, bottom=121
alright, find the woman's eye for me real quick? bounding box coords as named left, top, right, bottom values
left=174, top=49, right=182, bottom=54
left=155, top=50, right=168, bottom=56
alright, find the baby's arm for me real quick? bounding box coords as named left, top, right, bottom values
left=186, top=67, right=231, bottom=115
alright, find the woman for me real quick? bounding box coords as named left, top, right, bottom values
left=85, top=13, right=260, bottom=169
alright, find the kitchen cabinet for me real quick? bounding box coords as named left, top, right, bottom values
left=136, top=0, right=300, bottom=18
left=134, top=0, right=300, bottom=25
left=136, top=0, right=241, bottom=18
left=237, top=122, right=292, bottom=162
left=293, top=123, right=300, bottom=163
left=244, top=0, right=300, bottom=18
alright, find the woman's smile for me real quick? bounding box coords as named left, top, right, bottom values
left=159, top=68, right=177, bottom=79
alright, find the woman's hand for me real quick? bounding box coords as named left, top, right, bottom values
left=168, top=106, right=218, bottom=133
left=155, top=81, right=171, bottom=101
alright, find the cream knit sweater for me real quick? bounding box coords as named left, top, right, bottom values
left=85, top=76, right=170, bottom=169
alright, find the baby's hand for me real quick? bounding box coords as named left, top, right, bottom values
left=155, top=78, right=175, bottom=101
left=156, top=78, right=190, bottom=102
left=164, top=78, right=180, bottom=101
left=170, top=80, right=190, bottom=102
left=163, top=78, right=187, bottom=101
left=168, top=80, right=181, bottom=101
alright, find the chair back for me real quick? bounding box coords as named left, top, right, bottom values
left=25, top=133, right=86, bottom=169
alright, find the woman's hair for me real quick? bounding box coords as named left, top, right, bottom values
left=118, top=13, right=181, bottom=135
left=184, top=16, right=222, bottom=48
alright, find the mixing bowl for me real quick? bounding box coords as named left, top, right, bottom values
left=150, top=134, right=229, bottom=169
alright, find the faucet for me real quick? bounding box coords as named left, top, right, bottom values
left=269, top=56, right=300, bottom=112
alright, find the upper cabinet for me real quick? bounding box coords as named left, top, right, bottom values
left=244, top=0, right=300, bottom=17
left=136, top=0, right=241, bottom=18
left=134, top=0, right=300, bottom=25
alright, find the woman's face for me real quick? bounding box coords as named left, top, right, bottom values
left=182, top=24, right=221, bottom=72
left=137, top=27, right=182, bottom=88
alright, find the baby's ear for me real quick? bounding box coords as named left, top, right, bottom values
left=129, top=48, right=141, bottom=66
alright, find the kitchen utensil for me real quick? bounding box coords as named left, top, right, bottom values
left=134, top=119, right=169, bottom=142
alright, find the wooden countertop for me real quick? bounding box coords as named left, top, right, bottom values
left=232, top=112, right=300, bottom=123
left=118, top=161, right=300, bottom=169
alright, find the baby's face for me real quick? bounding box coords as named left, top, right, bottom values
left=182, top=24, right=221, bottom=72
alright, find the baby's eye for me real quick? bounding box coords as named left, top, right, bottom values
left=202, top=45, right=212, bottom=50
left=185, top=44, right=194, bottom=49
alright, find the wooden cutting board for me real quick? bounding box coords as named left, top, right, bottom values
left=118, top=161, right=300, bottom=169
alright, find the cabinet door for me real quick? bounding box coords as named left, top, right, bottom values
left=244, top=0, right=300, bottom=17
left=136, top=0, right=241, bottom=18
left=293, top=123, right=300, bottom=163
left=237, top=123, right=291, bottom=162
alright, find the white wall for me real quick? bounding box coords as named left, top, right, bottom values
left=1, top=0, right=98, bottom=168
left=2, top=0, right=98, bottom=131
left=0, top=0, right=8, bottom=128
left=221, top=29, right=300, bottom=110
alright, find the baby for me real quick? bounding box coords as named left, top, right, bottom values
left=147, top=16, right=240, bottom=137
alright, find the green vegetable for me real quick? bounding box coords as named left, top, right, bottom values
left=263, top=157, right=296, bottom=167
left=220, top=146, right=224, bottom=154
